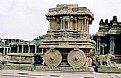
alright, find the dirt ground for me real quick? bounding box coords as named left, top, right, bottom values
left=0, top=70, right=121, bottom=78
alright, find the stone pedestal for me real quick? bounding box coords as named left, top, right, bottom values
left=36, top=66, right=94, bottom=73
left=97, top=66, right=121, bottom=73
left=2, top=64, right=94, bottom=73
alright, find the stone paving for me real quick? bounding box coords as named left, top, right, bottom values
left=0, top=70, right=121, bottom=78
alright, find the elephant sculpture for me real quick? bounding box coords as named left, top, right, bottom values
left=92, top=54, right=115, bottom=66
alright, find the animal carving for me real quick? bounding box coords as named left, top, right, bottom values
left=96, top=54, right=115, bottom=66
left=0, top=55, right=9, bottom=65
left=85, top=57, right=92, bottom=67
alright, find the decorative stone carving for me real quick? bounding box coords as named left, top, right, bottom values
left=93, top=54, right=115, bottom=66
left=0, top=55, right=9, bottom=65
left=44, top=48, right=62, bottom=67
left=67, top=49, right=86, bottom=67
left=85, top=57, right=92, bottom=67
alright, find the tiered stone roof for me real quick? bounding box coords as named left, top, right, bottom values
left=96, top=16, right=121, bottom=36
left=45, top=4, right=94, bottom=19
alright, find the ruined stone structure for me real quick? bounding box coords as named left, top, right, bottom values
left=39, top=4, right=95, bottom=68
left=0, top=39, right=42, bottom=64
left=0, top=39, right=25, bottom=56
left=93, top=16, right=121, bottom=63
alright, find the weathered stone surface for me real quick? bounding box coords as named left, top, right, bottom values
left=0, top=69, right=121, bottom=78
left=44, top=48, right=62, bottom=67
left=2, top=64, right=34, bottom=71
left=97, top=66, right=121, bottom=73
left=93, top=16, right=121, bottom=63
left=35, top=66, right=94, bottom=73
left=67, top=49, right=86, bottom=67
left=2, top=64, right=94, bottom=73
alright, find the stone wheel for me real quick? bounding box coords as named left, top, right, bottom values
left=44, top=49, right=62, bottom=67
left=67, top=49, right=86, bottom=67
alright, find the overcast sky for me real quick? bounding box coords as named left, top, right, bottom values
left=0, top=0, right=121, bottom=40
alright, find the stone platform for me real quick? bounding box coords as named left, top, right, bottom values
left=36, top=66, right=94, bottom=73
left=0, top=70, right=121, bottom=78
left=1, top=64, right=94, bottom=73
left=97, top=66, right=121, bottom=73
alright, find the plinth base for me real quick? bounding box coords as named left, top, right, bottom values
left=36, top=66, right=94, bottom=73
left=97, top=66, right=121, bottom=73
left=1, top=64, right=94, bottom=73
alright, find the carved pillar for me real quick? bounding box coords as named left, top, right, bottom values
left=96, top=38, right=98, bottom=54
left=70, top=17, right=73, bottom=30
left=84, top=17, right=87, bottom=32
left=17, top=44, right=19, bottom=53
left=101, top=43, right=106, bottom=55
left=68, top=20, right=70, bottom=30
left=61, top=19, right=63, bottom=29
left=9, top=46, right=11, bottom=53
left=50, top=33, right=54, bottom=39
left=42, top=48, right=43, bottom=54
left=35, top=45, right=36, bottom=53
left=3, top=47, right=5, bottom=55
left=97, top=37, right=101, bottom=55
left=77, top=19, right=81, bottom=31
left=63, top=20, right=65, bottom=29
left=56, top=18, right=60, bottom=30
left=28, top=45, right=30, bottom=53
left=59, top=17, right=62, bottom=29
left=48, top=21, right=51, bottom=30
left=87, top=19, right=89, bottom=34
left=75, top=18, right=78, bottom=30
left=109, top=36, right=115, bottom=54
left=6, top=48, right=8, bottom=55
left=77, top=16, right=80, bottom=31
left=77, top=19, right=79, bottom=31
left=22, top=45, right=23, bottom=53
left=48, top=18, right=51, bottom=30
left=5, top=48, right=6, bottom=55
left=81, top=20, right=84, bottom=30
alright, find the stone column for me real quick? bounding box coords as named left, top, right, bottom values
left=28, top=45, right=30, bottom=53
left=48, top=18, right=52, bottom=30
left=19, top=45, right=23, bottom=62
left=109, top=36, right=115, bottom=54
left=68, top=20, right=70, bottom=30
left=60, top=17, right=63, bottom=29
left=97, top=37, right=101, bottom=55
left=77, top=19, right=81, bottom=31
left=101, top=44, right=105, bottom=55
left=48, top=20, right=51, bottom=30
left=81, top=20, right=84, bottom=30
left=63, top=20, right=65, bottom=29
left=76, top=20, right=78, bottom=30
left=70, top=18, right=73, bottom=30
left=42, top=48, right=43, bottom=54
left=3, top=47, right=5, bottom=55
left=17, top=44, right=19, bottom=53
left=35, top=45, right=36, bottom=53
left=74, top=19, right=77, bottom=30
left=6, top=47, right=8, bottom=55
left=50, top=33, right=54, bottom=39
left=22, top=45, right=24, bottom=53
left=56, top=18, right=60, bottom=30
left=84, top=17, right=87, bottom=32
left=9, top=47, right=11, bottom=53
left=87, top=19, right=89, bottom=34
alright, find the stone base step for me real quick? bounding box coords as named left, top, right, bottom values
left=97, top=66, right=121, bottom=73
left=1, top=65, right=94, bottom=73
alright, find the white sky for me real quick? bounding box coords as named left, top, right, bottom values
left=0, top=0, right=121, bottom=40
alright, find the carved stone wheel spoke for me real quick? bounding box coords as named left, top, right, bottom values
left=44, top=49, right=62, bottom=67
left=67, top=49, right=86, bottom=67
